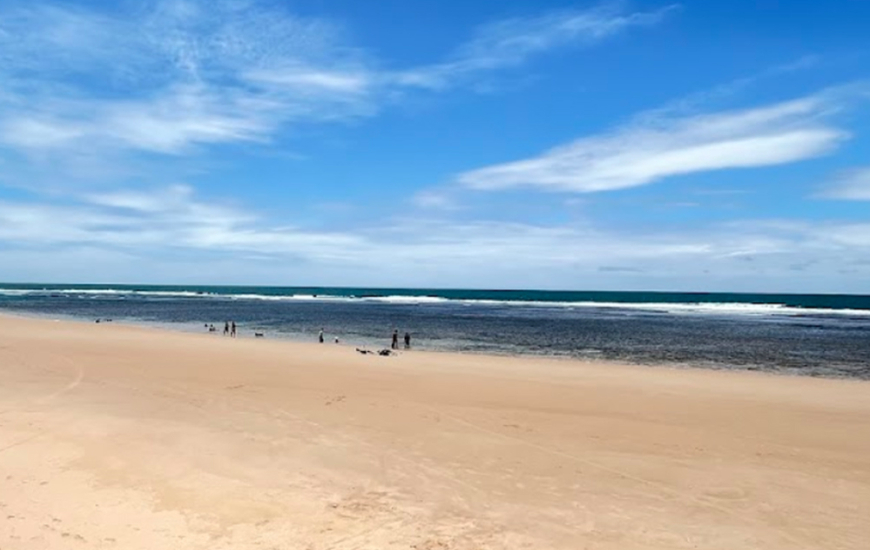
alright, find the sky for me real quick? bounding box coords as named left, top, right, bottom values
left=1, top=0, right=869, bottom=293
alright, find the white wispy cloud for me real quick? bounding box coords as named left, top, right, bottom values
left=655, top=54, right=822, bottom=114
left=0, top=0, right=374, bottom=164
left=0, top=84, right=285, bottom=156
left=2, top=185, right=869, bottom=290
left=0, top=186, right=360, bottom=255
left=393, top=4, right=678, bottom=89
left=85, top=184, right=198, bottom=213
left=411, top=189, right=462, bottom=211
left=818, top=167, right=870, bottom=200
left=244, top=67, right=371, bottom=95
left=458, top=93, right=851, bottom=193
left=0, top=0, right=669, bottom=170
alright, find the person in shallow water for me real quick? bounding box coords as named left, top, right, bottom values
left=223, top=321, right=229, bottom=336
left=404, top=332, right=411, bottom=349
left=392, top=329, right=399, bottom=350
left=231, top=321, right=236, bottom=337
left=319, top=328, right=324, bottom=343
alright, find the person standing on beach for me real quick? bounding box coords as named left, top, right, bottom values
left=319, top=328, right=324, bottom=343
left=231, top=321, right=236, bottom=338
left=392, top=329, right=399, bottom=350
left=223, top=321, right=229, bottom=336
left=404, top=332, right=411, bottom=349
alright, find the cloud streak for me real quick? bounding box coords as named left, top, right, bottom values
left=0, top=186, right=361, bottom=256
left=2, top=185, right=869, bottom=291
left=458, top=94, right=850, bottom=193
left=819, top=167, right=870, bottom=200
left=393, top=4, right=678, bottom=89
left=0, top=1, right=375, bottom=161
left=0, top=0, right=677, bottom=178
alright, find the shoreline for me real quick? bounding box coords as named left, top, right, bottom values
left=1, top=309, right=866, bottom=383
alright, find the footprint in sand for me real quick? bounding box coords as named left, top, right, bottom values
left=412, top=540, right=450, bottom=549
left=327, top=490, right=394, bottom=518
left=325, top=395, right=346, bottom=406
left=703, top=487, right=749, bottom=500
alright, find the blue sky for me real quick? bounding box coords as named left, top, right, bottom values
left=1, top=0, right=869, bottom=292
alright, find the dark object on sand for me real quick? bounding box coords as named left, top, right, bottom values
left=356, top=348, right=374, bottom=355
left=254, top=332, right=264, bottom=338
left=378, top=349, right=393, bottom=357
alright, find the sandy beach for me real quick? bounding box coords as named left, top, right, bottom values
left=0, top=314, right=868, bottom=549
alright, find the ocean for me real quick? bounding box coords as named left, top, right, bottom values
left=1, top=284, right=869, bottom=379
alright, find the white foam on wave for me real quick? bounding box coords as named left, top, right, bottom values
left=361, top=295, right=450, bottom=304
left=227, top=293, right=451, bottom=304
left=0, top=288, right=212, bottom=299
left=564, top=300, right=870, bottom=317
left=2, top=288, right=869, bottom=317
left=0, top=289, right=33, bottom=296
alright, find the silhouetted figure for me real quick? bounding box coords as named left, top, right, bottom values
left=319, top=328, right=324, bottom=343
left=223, top=321, right=229, bottom=336
left=404, top=332, right=411, bottom=349
left=231, top=321, right=236, bottom=337
left=392, top=329, right=399, bottom=350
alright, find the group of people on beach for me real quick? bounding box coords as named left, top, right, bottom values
left=205, top=321, right=237, bottom=336
left=318, top=328, right=339, bottom=344
left=392, top=329, right=411, bottom=350
left=317, top=327, right=411, bottom=350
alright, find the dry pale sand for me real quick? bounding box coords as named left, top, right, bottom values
left=0, top=314, right=868, bottom=550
